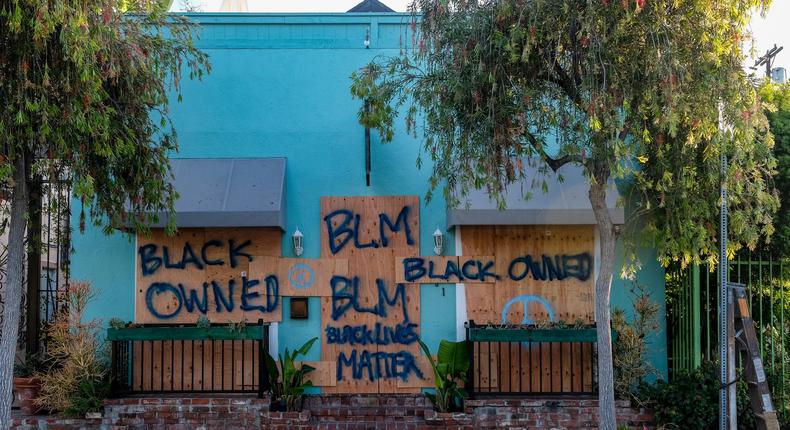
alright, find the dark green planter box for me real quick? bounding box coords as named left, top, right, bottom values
left=467, top=327, right=616, bottom=343
left=107, top=325, right=267, bottom=341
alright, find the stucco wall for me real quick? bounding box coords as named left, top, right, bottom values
left=70, top=13, right=666, bottom=383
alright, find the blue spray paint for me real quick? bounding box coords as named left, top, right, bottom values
left=144, top=275, right=279, bottom=318
left=288, top=263, right=315, bottom=289
left=330, top=276, right=410, bottom=322
left=507, top=253, right=592, bottom=282
left=336, top=349, right=423, bottom=382
left=500, top=294, right=556, bottom=325
left=324, top=322, right=418, bottom=346
left=401, top=257, right=499, bottom=283
left=323, top=206, right=415, bottom=255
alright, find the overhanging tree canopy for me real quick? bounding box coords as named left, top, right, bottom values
left=351, top=0, right=778, bottom=428
left=0, top=0, right=209, bottom=425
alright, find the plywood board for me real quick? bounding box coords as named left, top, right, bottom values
left=320, top=196, right=425, bottom=394
left=475, top=346, right=499, bottom=391
left=461, top=226, right=595, bottom=325
left=396, top=355, right=435, bottom=388
left=298, top=361, right=337, bottom=387
left=250, top=257, right=349, bottom=297
left=394, top=256, right=497, bottom=284
left=135, top=228, right=282, bottom=324
left=461, top=225, right=595, bottom=394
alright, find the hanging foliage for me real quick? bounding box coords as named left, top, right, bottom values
left=351, top=1, right=778, bottom=428
left=0, top=0, right=209, bottom=425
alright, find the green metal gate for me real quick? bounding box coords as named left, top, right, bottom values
left=666, top=252, right=789, bottom=409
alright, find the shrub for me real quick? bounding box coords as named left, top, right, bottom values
left=640, top=361, right=786, bottom=429
left=612, top=284, right=660, bottom=404
left=13, top=353, right=44, bottom=378
left=34, top=282, right=109, bottom=417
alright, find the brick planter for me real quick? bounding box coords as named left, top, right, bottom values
left=12, top=377, right=42, bottom=415
left=11, top=394, right=654, bottom=429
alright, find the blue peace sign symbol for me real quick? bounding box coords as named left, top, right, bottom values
left=288, top=263, right=315, bottom=290
left=500, top=294, right=556, bottom=325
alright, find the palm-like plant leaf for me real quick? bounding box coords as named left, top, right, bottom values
left=437, top=339, right=470, bottom=376
left=417, top=338, right=444, bottom=389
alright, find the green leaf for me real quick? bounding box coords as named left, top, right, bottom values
left=297, top=337, right=318, bottom=356
left=436, top=339, right=470, bottom=376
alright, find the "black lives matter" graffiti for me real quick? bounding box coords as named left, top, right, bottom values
left=323, top=206, right=423, bottom=383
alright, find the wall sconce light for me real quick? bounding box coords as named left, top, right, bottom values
left=293, top=228, right=304, bottom=257
left=433, top=227, right=444, bottom=256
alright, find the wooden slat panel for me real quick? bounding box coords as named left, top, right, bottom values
left=129, top=337, right=263, bottom=393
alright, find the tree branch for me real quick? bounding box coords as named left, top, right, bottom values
left=523, top=131, right=581, bottom=171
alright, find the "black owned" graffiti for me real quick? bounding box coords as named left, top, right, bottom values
left=138, top=240, right=279, bottom=319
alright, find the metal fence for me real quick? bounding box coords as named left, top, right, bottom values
left=108, top=322, right=270, bottom=397
left=667, top=251, right=789, bottom=407
left=465, top=322, right=601, bottom=397
left=27, top=178, right=71, bottom=354
left=0, top=177, right=71, bottom=355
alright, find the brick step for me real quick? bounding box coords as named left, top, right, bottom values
left=308, top=407, right=434, bottom=418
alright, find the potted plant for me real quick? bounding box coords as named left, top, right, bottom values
left=13, top=353, right=44, bottom=415
left=417, top=338, right=470, bottom=413
left=264, top=337, right=318, bottom=412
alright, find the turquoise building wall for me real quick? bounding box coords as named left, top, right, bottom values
left=71, top=13, right=666, bottom=382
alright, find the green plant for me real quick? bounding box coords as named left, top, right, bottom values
left=229, top=319, right=247, bottom=335
left=196, top=315, right=211, bottom=328
left=34, top=282, right=109, bottom=417
left=65, top=375, right=111, bottom=418
left=0, top=0, right=209, bottom=423
left=264, top=337, right=318, bottom=412
left=13, top=353, right=44, bottom=378
left=108, top=318, right=127, bottom=329
left=612, top=284, right=660, bottom=404
left=417, top=338, right=470, bottom=413
left=639, top=361, right=773, bottom=430
left=351, top=1, right=778, bottom=427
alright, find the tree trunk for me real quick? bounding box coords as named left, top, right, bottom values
left=589, top=178, right=618, bottom=430
left=0, top=152, right=29, bottom=428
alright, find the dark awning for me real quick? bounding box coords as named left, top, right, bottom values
left=149, top=158, right=286, bottom=229
left=447, top=162, right=623, bottom=227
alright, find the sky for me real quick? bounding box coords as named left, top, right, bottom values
left=173, top=0, right=789, bottom=73
left=749, top=1, right=789, bottom=75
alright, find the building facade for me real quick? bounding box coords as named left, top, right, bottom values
left=71, top=13, right=667, bottom=394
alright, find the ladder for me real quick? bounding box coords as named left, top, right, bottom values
left=730, top=282, right=780, bottom=430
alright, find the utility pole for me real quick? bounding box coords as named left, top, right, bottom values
left=719, top=123, right=735, bottom=430
left=754, top=45, right=784, bottom=79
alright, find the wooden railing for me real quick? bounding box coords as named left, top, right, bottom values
left=108, top=320, right=270, bottom=397
left=466, top=321, right=615, bottom=397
